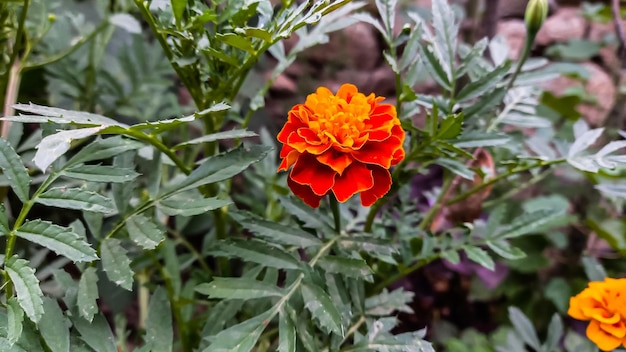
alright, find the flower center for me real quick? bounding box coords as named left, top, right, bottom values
left=307, top=93, right=370, bottom=148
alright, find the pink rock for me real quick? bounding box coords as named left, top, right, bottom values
left=496, top=20, right=527, bottom=60
left=535, top=7, right=586, bottom=46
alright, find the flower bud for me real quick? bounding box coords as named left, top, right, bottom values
left=48, top=14, right=56, bottom=22
left=524, top=0, right=548, bottom=35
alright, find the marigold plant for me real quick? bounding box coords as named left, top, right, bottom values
left=277, top=83, right=405, bottom=208
left=568, top=278, right=626, bottom=351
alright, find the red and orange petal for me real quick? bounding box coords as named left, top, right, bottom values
left=276, top=83, right=405, bottom=207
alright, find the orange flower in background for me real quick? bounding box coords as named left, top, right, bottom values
left=568, top=277, right=626, bottom=351
left=277, top=84, right=405, bottom=208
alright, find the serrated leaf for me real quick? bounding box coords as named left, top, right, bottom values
left=0, top=137, right=30, bottom=202
left=568, top=127, right=604, bottom=158
left=278, top=308, right=296, bottom=352
left=196, top=277, right=284, bottom=300
left=431, top=0, right=457, bottom=71
left=77, top=267, right=99, bottom=322
left=301, top=282, right=344, bottom=336
left=125, top=214, right=164, bottom=250
left=144, top=287, right=173, bottom=352
left=435, top=158, right=474, bottom=180
left=36, top=187, right=116, bottom=214
left=495, top=209, right=568, bottom=239
left=100, top=238, right=133, bottom=290
left=5, top=256, right=43, bottom=323
left=15, top=220, right=98, bottom=262
left=6, top=298, right=24, bottom=346
left=463, top=246, right=495, bottom=270
left=317, top=256, right=373, bottom=282
left=456, top=62, right=511, bottom=102
left=486, top=240, right=526, bottom=260
left=277, top=196, right=334, bottom=232
left=338, top=236, right=398, bottom=264
left=11, top=104, right=124, bottom=126
left=436, top=113, right=464, bottom=140
left=34, top=127, right=107, bottom=171
left=174, top=129, right=257, bottom=149
left=158, top=195, right=231, bottom=216
left=508, top=307, right=542, bottom=351
left=65, top=137, right=144, bottom=168
left=212, top=239, right=300, bottom=270
left=229, top=210, right=322, bottom=248
left=452, top=131, right=510, bottom=148
left=72, top=314, right=116, bottom=352
left=203, top=310, right=272, bottom=352
left=39, top=297, right=70, bottom=352
left=365, top=288, right=414, bottom=316
left=161, top=145, right=270, bottom=197
left=62, top=165, right=140, bottom=183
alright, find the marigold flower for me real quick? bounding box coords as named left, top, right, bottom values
left=277, top=84, right=405, bottom=208
left=568, top=277, right=626, bottom=351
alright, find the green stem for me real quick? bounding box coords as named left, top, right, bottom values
left=122, top=130, right=190, bottom=175
left=7, top=0, right=30, bottom=70
left=447, top=158, right=565, bottom=206
left=372, top=259, right=432, bottom=294
left=329, top=195, right=341, bottom=234
left=340, top=315, right=366, bottom=347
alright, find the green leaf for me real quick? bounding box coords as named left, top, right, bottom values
left=544, top=314, right=564, bottom=352
left=455, top=62, right=511, bottom=102
left=5, top=256, right=44, bottom=323
left=301, top=282, right=344, bottom=336
left=508, top=307, right=542, bottom=351
left=495, top=209, right=568, bottom=239
left=463, top=246, right=494, bottom=271
left=452, top=131, right=510, bottom=148
left=6, top=298, right=24, bottom=346
left=216, top=33, right=256, bottom=53
left=203, top=310, right=273, bottom=352
left=0, top=204, right=9, bottom=236
left=158, top=194, right=232, bottom=216
left=39, top=297, right=70, bottom=352
left=486, top=240, right=526, bottom=260
left=144, top=287, right=173, bottom=352
left=365, top=288, right=414, bottom=316
left=35, top=127, right=108, bottom=171
left=419, top=43, right=452, bottom=91
left=463, top=87, right=506, bottom=120
left=65, top=136, right=144, bottom=168
left=317, top=256, right=373, bottom=282
left=100, top=238, right=133, bottom=290
left=109, top=13, right=141, bottom=33
left=431, top=0, right=458, bottom=72
left=212, top=239, right=301, bottom=270
left=160, top=145, right=270, bottom=197
left=11, top=103, right=123, bottom=126
left=72, top=314, right=117, bottom=352
left=15, top=220, right=98, bottom=263
left=0, top=137, right=30, bottom=202
left=435, top=158, right=474, bottom=180
left=436, top=113, right=464, bottom=140
left=171, top=0, right=185, bottom=27
left=77, top=267, right=99, bottom=322
left=338, top=236, right=398, bottom=264
left=544, top=278, right=571, bottom=314
left=277, top=196, right=334, bottom=232
left=582, top=255, right=607, bottom=282
left=125, top=214, right=165, bottom=250
left=229, top=210, right=322, bottom=248
left=36, top=187, right=116, bottom=214
left=278, top=309, right=296, bottom=352
left=440, top=250, right=460, bottom=264
left=196, top=277, right=284, bottom=300
left=174, top=129, right=257, bottom=149
left=62, top=165, right=140, bottom=183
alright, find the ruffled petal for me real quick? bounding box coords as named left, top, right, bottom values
left=332, top=162, right=373, bottom=202
left=568, top=296, right=591, bottom=321
left=587, top=320, right=624, bottom=351
left=360, top=166, right=392, bottom=206
left=287, top=176, right=324, bottom=208
left=600, top=321, right=626, bottom=338
left=290, top=154, right=336, bottom=196
left=336, top=84, right=358, bottom=102
left=352, top=137, right=402, bottom=168
left=317, top=150, right=353, bottom=175
left=278, top=149, right=300, bottom=171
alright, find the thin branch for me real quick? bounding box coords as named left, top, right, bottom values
left=612, top=0, right=626, bottom=69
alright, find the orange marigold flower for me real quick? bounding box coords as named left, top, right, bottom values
left=277, top=83, right=405, bottom=208
left=568, top=277, right=626, bottom=351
